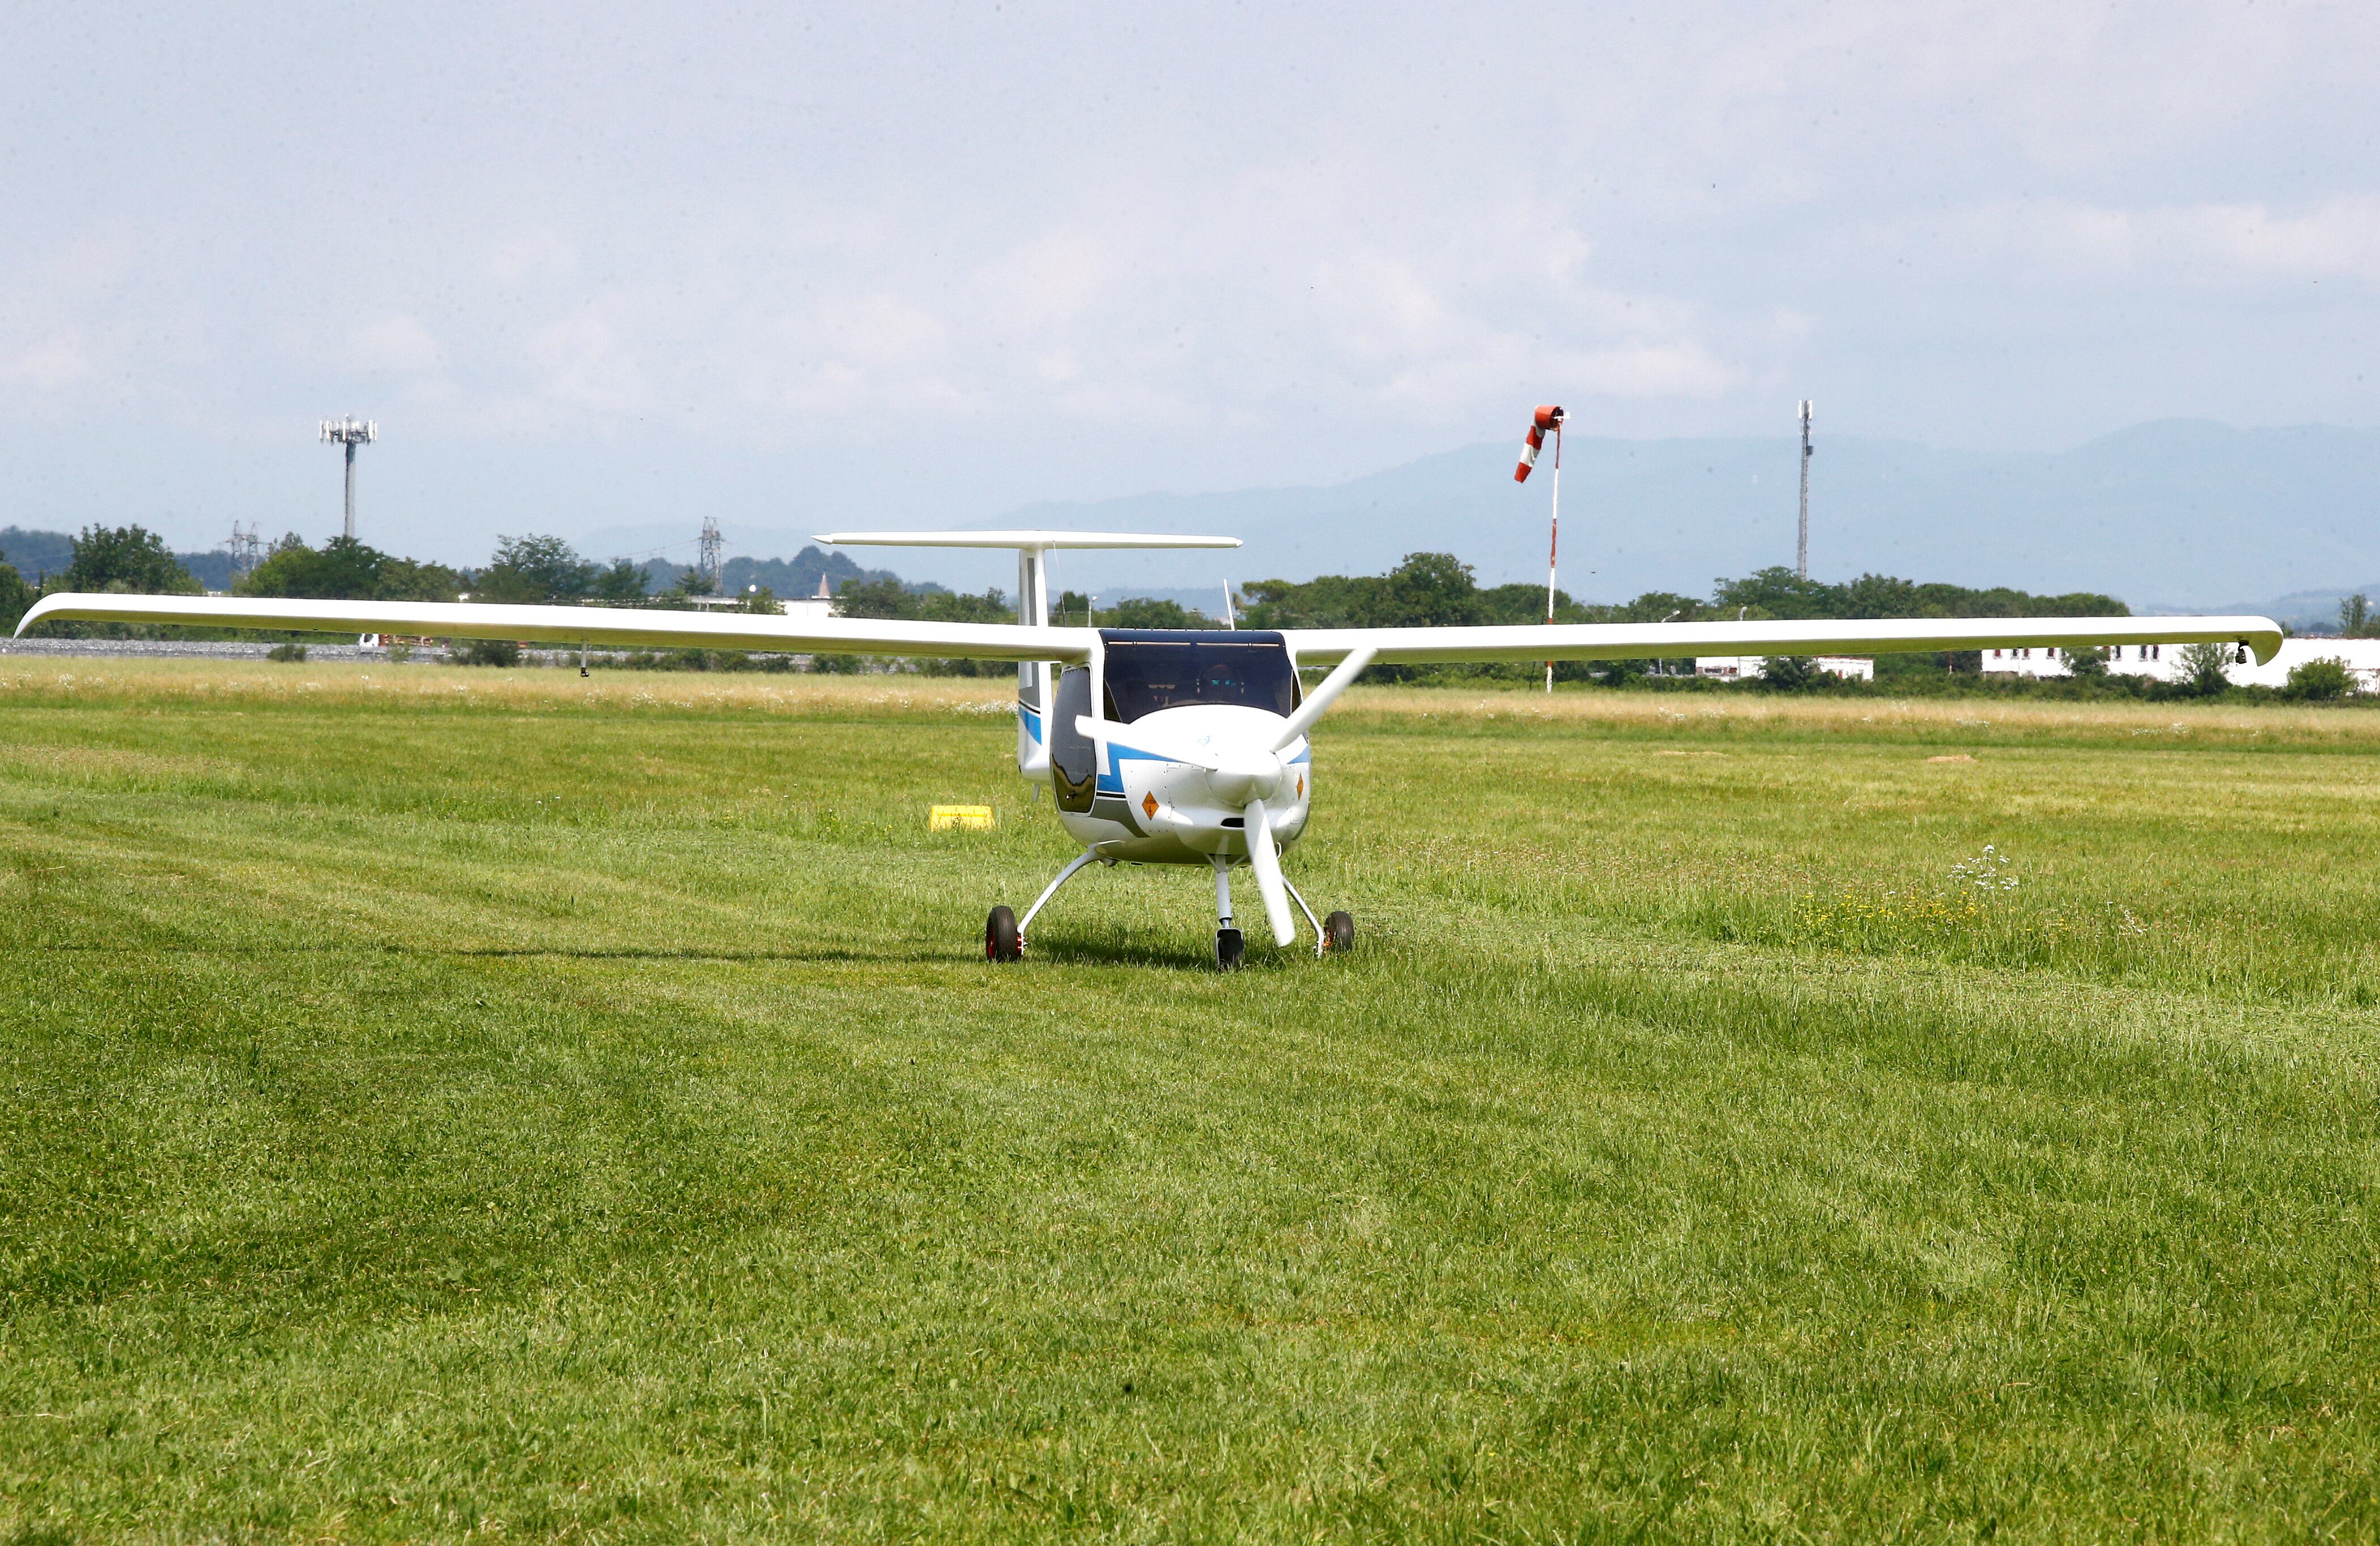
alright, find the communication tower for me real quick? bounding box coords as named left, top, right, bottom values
left=320, top=417, right=377, bottom=540
left=1796, top=400, right=1813, bottom=581
left=698, top=515, right=725, bottom=593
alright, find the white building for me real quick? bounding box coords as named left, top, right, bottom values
left=1981, top=638, right=2380, bottom=690
left=680, top=590, right=835, bottom=625
left=1694, top=655, right=1875, bottom=682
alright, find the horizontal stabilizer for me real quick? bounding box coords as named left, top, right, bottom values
left=814, top=530, right=1239, bottom=551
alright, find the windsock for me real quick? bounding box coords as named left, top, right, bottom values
left=1514, top=404, right=1565, bottom=482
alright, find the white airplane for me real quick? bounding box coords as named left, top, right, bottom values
left=17, top=530, right=2283, bottom=969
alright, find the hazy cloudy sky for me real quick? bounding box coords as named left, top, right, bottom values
left=2, top=1, right=2374, bottom=570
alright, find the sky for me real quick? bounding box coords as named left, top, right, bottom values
left=2, top=1, right=2375, bottom=579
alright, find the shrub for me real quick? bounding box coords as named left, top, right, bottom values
left=2285, top=656, right=2355, bottom=701
left=452, top=638, right=521, bottom=667
left=265, top=643, right=308, bottom=662
left=1758, top=656, right=1821, bottom=691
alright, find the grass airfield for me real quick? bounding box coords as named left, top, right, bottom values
left=3, top=660, right=2379, bottom=1540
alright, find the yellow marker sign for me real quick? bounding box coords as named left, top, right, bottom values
left=929, top=804, right=996, bottom=831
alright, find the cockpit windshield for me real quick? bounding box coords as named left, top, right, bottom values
left=1100, top=630, right=1301, bottom=722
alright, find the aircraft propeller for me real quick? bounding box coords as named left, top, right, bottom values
left=1072, top=647, right=1375, bottom=949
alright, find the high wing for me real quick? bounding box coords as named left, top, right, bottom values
left=14, top=593, right=2283, bottom=668
left=11, top=593, right=1094, bottom=662
left=1284, top=615, right=2286, bottom=666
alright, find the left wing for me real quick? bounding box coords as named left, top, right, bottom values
left=1284, top=614, right=2285, bottom=666
left=11, top=593, right=1094, bottom=662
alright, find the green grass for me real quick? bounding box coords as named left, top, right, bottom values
left=3, top=661, right=2379, bottom=1541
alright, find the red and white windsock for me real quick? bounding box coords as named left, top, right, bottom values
left=1514, top=405, right=1565, bottom=482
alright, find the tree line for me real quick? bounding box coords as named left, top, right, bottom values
left=0, top=525, right=919, bottom=634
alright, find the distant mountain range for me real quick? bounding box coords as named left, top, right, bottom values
left=15, top=419, right=2377, bottom=622
left=589, top=419, right=2380, bottom=619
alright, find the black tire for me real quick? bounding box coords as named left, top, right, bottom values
left=985, top=905, right=1021, bottom=962
left=1324, top=910, right=1355, bottom=954
left=1214, top=927, right=1245, bottom=970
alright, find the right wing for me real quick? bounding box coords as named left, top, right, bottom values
left=12, top=592, right=1095, bottom=663
left=1282, top=614, right=2286, bottom=666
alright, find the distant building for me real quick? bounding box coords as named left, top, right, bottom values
left=1982, top=638, right=2380, bottom=690
left=681, top=589, right=835, bottom=625
left=1695, top=655, right=1875, bottom=682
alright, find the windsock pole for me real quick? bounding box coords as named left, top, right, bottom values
left=1515, top=404, right=1566, bottom=694
left=1544, top=432, right=1561, bottom=694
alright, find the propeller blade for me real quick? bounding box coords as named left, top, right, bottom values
left=1244, top=799, right=1297, bottom=947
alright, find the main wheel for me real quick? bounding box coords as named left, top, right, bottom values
left=1214, top=927, right=1245, bottom=970
left=1323, top=910, right=1355, bottom=953
left=985, top=905, right=1021, bottom=962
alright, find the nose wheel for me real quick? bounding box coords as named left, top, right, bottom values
left=1214, top=928, right=1245, bottom=969
left=1324, top=910, right=1355, bottom=953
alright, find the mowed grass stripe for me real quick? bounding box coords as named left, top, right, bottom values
left=2, top=664, right=2378, bottom=1539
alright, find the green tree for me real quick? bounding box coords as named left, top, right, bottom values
left=2065, top=644, right=2111, bottom=679
left=1110, top=597, right=1217, bottom=630
left=2340, top=593, right=2370, bottom=638
left=475, top=535, right=599, bottom=603
left=1758, top=655, right=1821, bottom=691
left=239, top=535, right=462, bottom=602
left=1378, top=552, right=1481, bottom=627
left=2285, top=656, right=2355, bottom=700
left=834, top=576, right=912, bottom=619
left=1715, top=567, right=1841, bottom=619
left=2177, top=640, right=2236, bottom=695
left=63, top=524, right=201, bottom=594
left=0, top=551, right=33, bottom=630
left=592, top=559, right=649, bottom=603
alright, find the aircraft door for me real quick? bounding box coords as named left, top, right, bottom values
left=1048, top=666, right=1098, bottom=812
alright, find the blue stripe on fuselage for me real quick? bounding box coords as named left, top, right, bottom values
left=1097, top=741, right=1181, bottom=793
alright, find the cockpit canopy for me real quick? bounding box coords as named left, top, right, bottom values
left=1099, top=630, right=1301, bottom=722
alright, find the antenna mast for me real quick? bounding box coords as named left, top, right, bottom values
left=320, top=417, right=376, bottom=541
left=1796, top=400, right=1813, bottom=581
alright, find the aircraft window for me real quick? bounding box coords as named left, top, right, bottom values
left=1100, top=631, right=1302, bottom=721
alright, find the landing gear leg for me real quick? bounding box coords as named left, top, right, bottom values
left=1280, top=874, right=1328, bottom=958
left=1212, top=857, right=1244, bottom=970
left=991, top=848, right=1100, bottom=961
left=1019, top=850, right=1099, bottom=942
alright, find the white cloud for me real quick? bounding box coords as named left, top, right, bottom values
left=6, top=335, right=96, bottom=390
left=348, top=313, right=442, bottom=373
left=1896, top=196, right=2380, bottom=289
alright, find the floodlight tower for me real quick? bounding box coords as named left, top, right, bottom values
left=1795, top=400, right=1813, bottom=581
left=320, top=417, right=377, bottom=541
